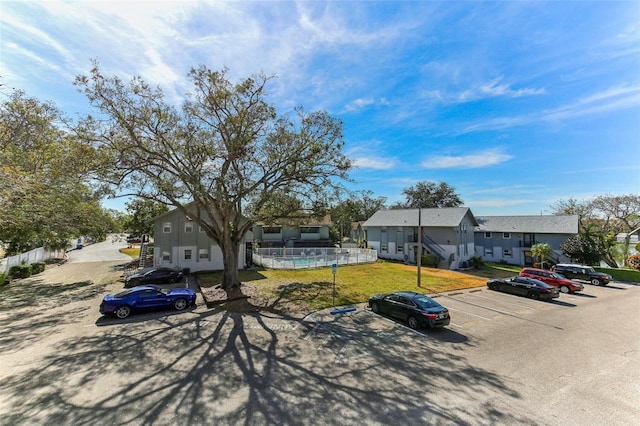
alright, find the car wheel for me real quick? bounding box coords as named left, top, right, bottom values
left=407, top=316, right=419, bottom=329
left=115, top=306, right=131, bottom=319
left=560, top=285, right=570, bottom=294
left=169, top=277, right=177, bottom=283
left=591, top=278, right=601, bottom=286
left=527, top=291, right=540, bottom=300
left=489, top=282, right=499, bottom=291
left=370, top=302, right=379, bottom=313
left=174, top=298, right=188, bottom=311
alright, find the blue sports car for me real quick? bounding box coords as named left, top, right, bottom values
left=100, top=285, right=197, bottom=319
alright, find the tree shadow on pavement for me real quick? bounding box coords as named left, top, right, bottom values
left=0, top=302, right=542, bottom=425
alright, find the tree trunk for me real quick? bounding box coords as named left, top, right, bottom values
left=601, top=251, right=619, bottom=268
left=220, top=236, right=241, bottom=293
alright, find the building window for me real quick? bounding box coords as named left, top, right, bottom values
left=199, top=225, right=205, bottom=232
left=504, top=249, right=512, bottom=257
left=484, top=247, right=493, bottom=257
left=397, top=245, right=404, bottom=254
left=300, top=226, right=320, bottom=234
left=503, top=232, right=511, bottom=239
left=185, top=222, right=194, bottom=233
left=263, top=226, right=281, bottom=234
left=380, top=244, right=388, bottom=253
left=184, top=249, right=192, bottom=260
left=163, top=222, right=172, bottom=233
left=162, top=251, right=171, bottom=262
left=199, top=249, right=209, bottom=260
left=484, top=232, right=492, bottom=238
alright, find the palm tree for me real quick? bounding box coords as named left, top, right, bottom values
left=531, top=243, right=553, bottom=269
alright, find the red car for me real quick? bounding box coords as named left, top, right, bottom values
left=519, top=267, right=584, bottom=294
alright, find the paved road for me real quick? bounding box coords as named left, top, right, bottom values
left=0, top=241, right=638, bottom=425
left=67, top=236, right=133, bottom=263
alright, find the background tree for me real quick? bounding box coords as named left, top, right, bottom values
left=0, top=90, right=108, bottom=255
left=559, top=232, right=604, bottom=266
left=551, top=194, right=640, bottom=267
left=530, top=243, right=553, bottom=269
left=391, top=181, right=462, bottom=209
left=123, top=199, right=170, bottom=237
left=75, top=64, right=351, bottom=292
left=329, top=190, right=387, bottom=244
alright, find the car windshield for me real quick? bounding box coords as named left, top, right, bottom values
left=413, top=295, right=440, bottom=309
left=551, top=272, right=564, bottom=279
left=585, top=267, right=596, bottom=273
left=159, top=288, right=171, bottom=295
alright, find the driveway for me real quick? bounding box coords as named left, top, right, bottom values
left=0, top=240, right=638, bottom=425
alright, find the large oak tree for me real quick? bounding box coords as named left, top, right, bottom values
left=75, top=64, right=351, bottom=291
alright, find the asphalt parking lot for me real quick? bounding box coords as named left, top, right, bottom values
left=0, top=240, right=638, bottom=425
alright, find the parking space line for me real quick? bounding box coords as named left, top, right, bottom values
left=441, top=294, right=518, bottom=317
left=446, top=307, right=493, bottom=321
left=461, top=292, right=537, bottom=310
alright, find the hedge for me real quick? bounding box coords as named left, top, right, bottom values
left=9, top=264, right=32, bottom=279
left=31, top=262, right=46, bottom=275
left=595, top=267, right=640, bottom=283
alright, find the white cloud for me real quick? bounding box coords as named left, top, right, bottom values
left=459, top=84, right=640, bottom=134
left=422, top=148, right=512, bottom=169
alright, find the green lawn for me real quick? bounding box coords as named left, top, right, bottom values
left=197, top=261, right=519, bottom=311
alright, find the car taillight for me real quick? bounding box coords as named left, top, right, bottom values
left=541, top=288, right=551, bottom=293
left=422, top=313, right=438, bottom=319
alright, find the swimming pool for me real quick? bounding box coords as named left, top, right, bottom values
left=252, top=248, right=377, bottom=270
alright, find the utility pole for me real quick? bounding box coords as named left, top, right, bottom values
left=417, top=208, right=422, bottom=287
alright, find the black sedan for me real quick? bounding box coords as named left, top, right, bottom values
left=100, top=285, right=197, bottom=319
left=486, top=276, right=560, bottom=301
left=368, top=291, right=451, bottom=329
left=124, top=267, right=184, bottom=288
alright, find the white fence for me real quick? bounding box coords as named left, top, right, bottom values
left=253, top=247, right=377, bottom=270
left=0, top=246, right=67, bottom=274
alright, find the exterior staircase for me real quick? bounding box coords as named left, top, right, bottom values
left=138, top=243, right=154, bottom=268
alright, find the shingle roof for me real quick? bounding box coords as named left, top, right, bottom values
left=475, top=215, right=578, bottom=234
left=362, top=207, right=477, bottom=227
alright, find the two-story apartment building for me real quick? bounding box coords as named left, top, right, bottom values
left=152, top=208, right=252, bottom=273
left=252, top=215, right=334, bottom=249
left=362, top=208, right=478, bottom=269
left=474, top=215, right=579, bottom=266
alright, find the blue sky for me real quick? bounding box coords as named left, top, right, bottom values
left=2, top=1, right=639, bottom=216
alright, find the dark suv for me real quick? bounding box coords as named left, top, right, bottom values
left=551, top=264, right=612, bottom=286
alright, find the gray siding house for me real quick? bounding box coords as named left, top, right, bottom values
left=153, top=208, right=252, bottom=273
left=474, top=215, right=579, bottom=266
left=362, top=208, right=478, bottom=269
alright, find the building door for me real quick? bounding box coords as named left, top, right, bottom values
left=524, top=250, right=533, bottom=266
left=523, top=233, right=534, bottom=247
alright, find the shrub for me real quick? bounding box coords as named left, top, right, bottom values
left=9, top=264, right=32, bottom=279
left=626, top=254, right=640, bottom=270
left=470, top=256, right=484, bottom=268
left=0, top=273, right=6, bottom=286
left=421, top=254, right=439, bottom=268
left=31, top=262, right=46, bottom=274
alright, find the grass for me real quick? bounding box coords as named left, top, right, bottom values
left=119, top=247, right=140, bottom=258
left=198, top=261, right=519, bottom=311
